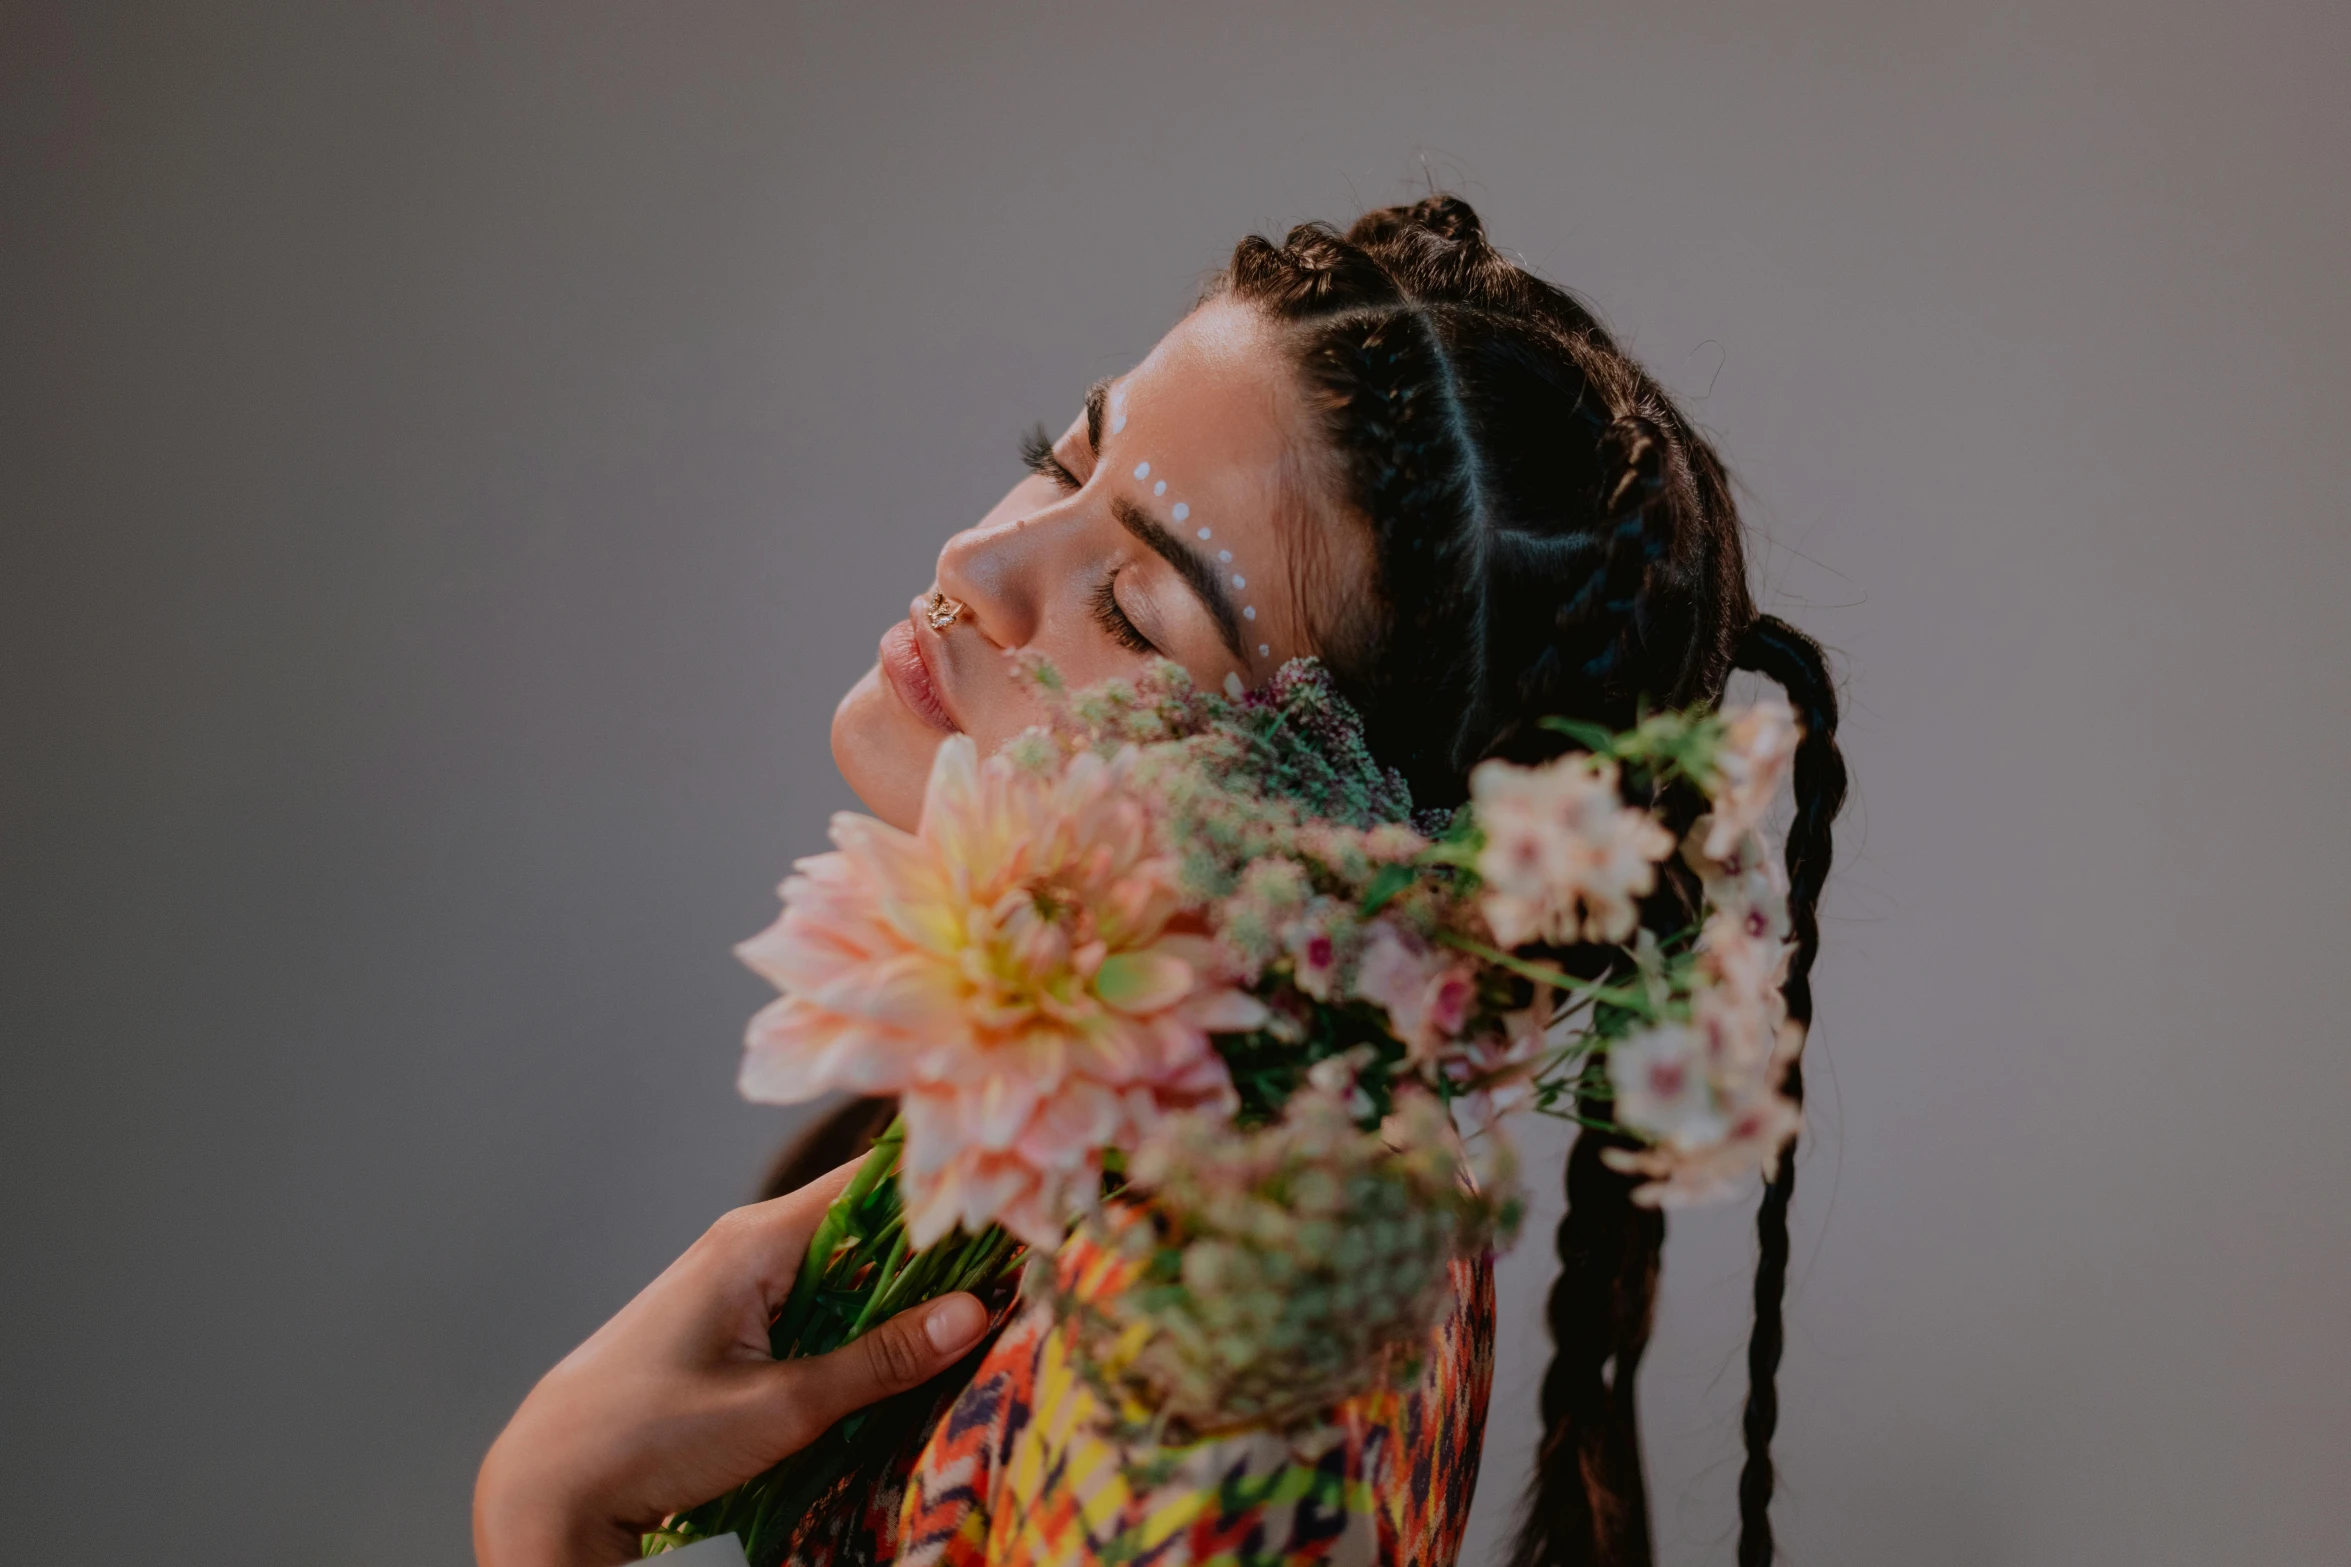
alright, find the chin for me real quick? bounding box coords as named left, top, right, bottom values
left=831, top=663, right=940, bottom=831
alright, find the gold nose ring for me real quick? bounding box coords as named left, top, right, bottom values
left=923, top=590, right=966, bottom=631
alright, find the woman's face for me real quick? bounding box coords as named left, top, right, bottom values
left=832, top=297, right=1363, bottom=828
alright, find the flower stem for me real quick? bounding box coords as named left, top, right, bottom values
left=843, top=1224, right=911, bottom=1340
left=768, top=1120, right=904, bottom=1358
left=1435, top=931, right=1647, bottom=1011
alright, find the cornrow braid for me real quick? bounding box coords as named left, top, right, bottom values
left=1531, top=414, right=1674, bottom=700
left=1227, top=227, right=1402, bottom=316
left=1210, top=198, right=1848, bottom=1567
left=1293, top=306, right=1487, bottom=801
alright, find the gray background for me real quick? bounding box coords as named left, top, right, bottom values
left=4, top=3, right=2345, bottom=1563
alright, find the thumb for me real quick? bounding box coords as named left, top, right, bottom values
left=771, top=1293, right=992, bottom=1442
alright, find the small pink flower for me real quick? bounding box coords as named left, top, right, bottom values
left=1683, top=824, right=1793, bottom=1084
left=1283, top=909, right=1343, bottom=1001
left=1428, top=966, right=1475, bottom=1037
left=1444, top=1005, right=1546, bottom=1131
left=1701, top=700, right=1800, bottom=861
left=1685, top=823, right=1788, bottom=941
left=1351, top=921, right=1476, bottom=1061
left=1608, top=1022, right=1728, bottom=1151
left=735, top=735, right=1264, bottom=1249
left=1603, top=1090, right=1800, bottom=1208
left=1604, top=1001, right=1805, bottom=1207
left=1470, top=754, right=1674, bottom=947
left=1692, top=980, right=1776, bottom=1086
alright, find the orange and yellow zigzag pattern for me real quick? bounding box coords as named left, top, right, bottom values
left=893, top=1251, right=1496, bottom=1567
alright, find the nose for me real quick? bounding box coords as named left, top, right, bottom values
left=934, top=503, right=1067, bottom=651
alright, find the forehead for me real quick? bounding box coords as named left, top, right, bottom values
left=1111, top=299, right=1301, bottom=502
left=1109, top=298, right=1374, bottom=666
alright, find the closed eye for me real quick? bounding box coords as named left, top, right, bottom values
left=1089, top=575, right=1155, bottom=655
left=1018, top=424, right=1081, bottom=493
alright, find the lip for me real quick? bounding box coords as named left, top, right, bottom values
left=879, top=600, right=960, bottom=734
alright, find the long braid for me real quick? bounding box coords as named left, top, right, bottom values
left=1514, top=1127, right=1665, bottom=1567
left=1738, top=1069, right=1800, bottom=1567
left=1501, top=414, right=1684, bottom=1567
left=1728, top=615, right=1849, bottom=1565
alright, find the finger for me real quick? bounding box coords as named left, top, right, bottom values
left=744, top=1154, right=866, bottom=1240
left=764, top=1293, right=991, bottom=1445
left=697, top=1157, right=870, bottom=1305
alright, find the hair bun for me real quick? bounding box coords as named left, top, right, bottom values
left=1596, top=414, right=1668, bottom=518
left=1227, top=225, right=1401, bottom=313
left=1407, top=194, right=1485, bottom=244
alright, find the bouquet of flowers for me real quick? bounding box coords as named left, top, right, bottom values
left=647, top=659, right=1801, bottom=1561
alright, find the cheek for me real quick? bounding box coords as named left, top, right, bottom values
left=951, top=664, right=1051, bottom=759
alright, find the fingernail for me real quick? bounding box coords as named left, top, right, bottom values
left=924, top=1293, right=986, bottom=1352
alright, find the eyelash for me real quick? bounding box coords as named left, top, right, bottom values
left=1018, top=424, right=1081, bottom=493
left=1018, top=426, right=1151, bottom=655
left=1089, top=576, right=1155, bottom=655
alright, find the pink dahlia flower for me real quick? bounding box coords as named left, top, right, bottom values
left=735, top=736, right=1263, bottom=1249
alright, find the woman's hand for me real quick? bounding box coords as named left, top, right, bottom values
left=473, top=1163, right=991, bottom=1567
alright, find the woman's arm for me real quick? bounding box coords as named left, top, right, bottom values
left=473, top=1162, right=990, bottom=1567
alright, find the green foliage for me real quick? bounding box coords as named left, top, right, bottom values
left=1356, top=861, right=1419, bottom=917
left=1540, top=703, right=1727, bottom=794
left=1022, top=654, right=1415, bottom=827
left=1215, top=998, right=1410, bottom=1129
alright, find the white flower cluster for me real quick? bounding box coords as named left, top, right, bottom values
left=1603, top=702, right=1807, bottom=1206
left=1700, top=699, right=1799, bottom=861
left=1469, top=753, right=1675, bottom=947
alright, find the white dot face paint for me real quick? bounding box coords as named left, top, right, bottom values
left=1223, top=671, right=1245, bottom=700
left=1118, top=460, right=1263, bottom=655
left=1108, top=385, right=1128, bottom=435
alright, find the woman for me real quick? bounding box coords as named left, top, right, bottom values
left=479, top=195, right=1848, bottom=1567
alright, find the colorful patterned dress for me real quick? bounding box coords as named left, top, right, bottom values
left=769, top=1245, right=1494, bottom=1567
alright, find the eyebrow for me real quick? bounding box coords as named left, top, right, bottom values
left=1112, top=496, right=1247, bottom=661
left=1084, top=379, right=1109, bottom=459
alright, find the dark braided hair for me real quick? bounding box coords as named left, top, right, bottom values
left=1211, top=195, right=1849, bottom=1565
left=1726, top=616, right=1847, bottom=1567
